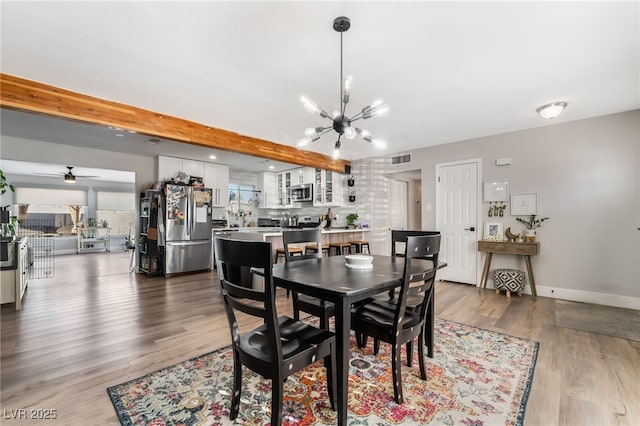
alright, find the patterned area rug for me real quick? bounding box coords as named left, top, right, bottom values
left=107, top=318, right=538, bottom=425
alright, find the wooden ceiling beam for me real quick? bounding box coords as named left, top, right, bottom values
left=0, top=73, right=350, bottom=173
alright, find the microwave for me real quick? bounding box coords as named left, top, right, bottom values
left=290, top=184, right=313, bottom=202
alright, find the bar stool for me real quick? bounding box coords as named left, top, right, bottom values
left=275, top=247, right=303, bottom=263
left=329, top=242, right=352, bottom=256
left=305, top=244, right=330, bottom=256
left=350, top=240, right=370, bottom=254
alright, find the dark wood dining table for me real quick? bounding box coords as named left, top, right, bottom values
left=272, top=254, right=438, bottom=426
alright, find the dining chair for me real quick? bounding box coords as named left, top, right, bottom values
left=283, top=229, right=336, bottom=330
left=350, top=234, right=441, bottom=404
left=378, top=229, right=441, bottom=359
left=214, top=237, right=336, bottom=424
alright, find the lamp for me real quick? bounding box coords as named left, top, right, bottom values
left=536, top=102, right=567, bottom=119
left=298, top=17, right=389, bottom=159
left=64, top=167, right=76, bottom=183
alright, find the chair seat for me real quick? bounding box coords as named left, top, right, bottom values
left=241, top=315, right=335, bottom=362
left=351, top=301, right=423, bottom=331
left=277, top=247, right=303, bottom=254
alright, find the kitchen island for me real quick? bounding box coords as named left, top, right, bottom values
left=213, top=228, right=372, bottom=258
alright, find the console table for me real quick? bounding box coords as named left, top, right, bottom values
left=477, top=240, right=539, bottom=300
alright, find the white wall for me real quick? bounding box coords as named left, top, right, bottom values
left=359, top=110, right=639, bottom=308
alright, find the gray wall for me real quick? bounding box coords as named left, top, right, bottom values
left=358, top=110, right=639, bottom=308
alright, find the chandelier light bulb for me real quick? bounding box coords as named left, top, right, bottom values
left=297, top=137, right=312, bottom=147
left=333, top=140, right=342, bottom=159
left=344, top=127, right=356, bottom=139
left=372, top=138, right=386, bottom=149
left=370, top=103, right=390, bottom=118
left=343, top=75, right=354, bottom=94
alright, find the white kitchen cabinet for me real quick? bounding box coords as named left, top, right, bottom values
left=276, top=171, right=293, bottom=207
left=157, top=155, right=182, bottom=182
left=0, top=237, right=29, bottom=310
left=313, top=169, right=344, bottom=207
left=257, top=172, right=277, bottom=209
left=158, top=155, right=205, bottom=182
left=204, top=163, right=229, bottom=207
left=292, top=167, right=315, bottom=185
left=182, top=159, right=205, bottom=179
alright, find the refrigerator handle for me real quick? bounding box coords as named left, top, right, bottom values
left=190, top=190, right=195, bottom=236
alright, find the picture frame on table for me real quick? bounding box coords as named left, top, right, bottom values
left=484, top=222, right=503, bottom=241
left=511, top=192, right=537, bottom=216
left=483, top=180, right=509, bottom=202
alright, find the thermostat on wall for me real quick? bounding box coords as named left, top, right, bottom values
left=495, top=157, right=512, bottom=166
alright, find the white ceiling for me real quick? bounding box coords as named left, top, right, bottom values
left=1, top=1, right=638, bottom=166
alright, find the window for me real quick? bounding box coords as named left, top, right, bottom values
left=96, top=191, right=135, bottom=236
left=226, top=184, right=258, bottom=216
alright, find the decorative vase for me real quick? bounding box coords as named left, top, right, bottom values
left=524, top=229, right=536, bottom=242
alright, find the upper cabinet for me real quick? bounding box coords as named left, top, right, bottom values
left=257, top=172, right=277, bottom=209
left=204, top=163, right=229, bottom=207
left=292, top=167, right=315, bottom=186
left=157, top=155, right=228, bottom=207
left=276, top=170, right=292, bottom=208
left=313, top=169, right=344, bottom=207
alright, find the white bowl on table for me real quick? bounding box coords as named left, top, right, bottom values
left=345, top=254, right=374, bottom=269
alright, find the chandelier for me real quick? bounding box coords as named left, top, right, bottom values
left=297, top=16, right=390, bottom=159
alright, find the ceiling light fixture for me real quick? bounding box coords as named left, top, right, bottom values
left=64, top=166, right=76, bottom=183
left=298, top=16, right=389, bottom=159
left=209, top=155, right=217, bottom=160
left=536, top=101, right=567, bottom=119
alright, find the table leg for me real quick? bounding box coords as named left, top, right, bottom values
left=480, top=252, right=493, bottom=288
left=524, top=255, right=537, bottom=301
left=426, top=285, right=435, bottom=358
left=334, top=298, right=350, bottom=426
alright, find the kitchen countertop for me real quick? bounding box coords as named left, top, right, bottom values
left=212, top=227, right=371, bottom=236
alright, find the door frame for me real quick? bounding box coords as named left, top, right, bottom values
left=435, top=158, right=483, bottom=286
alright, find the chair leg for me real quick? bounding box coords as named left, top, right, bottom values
left=406, top=340, right=413, bottom=367
left=319, top=311, right=330, bottom=330
left=373, top=338, right=380, bottom=355
left=271, top=378, right=283, bottom=426
left=392, top=343, right=404, bottom=404
left=291, top=292, right=300, bottom=321
left=418, top=331, right=427, bottom=380
left=230, top=349, right=242, bottom=420
left=425, top=289, right=435, bottom=358
left=355, top=332, right=368, bottom=349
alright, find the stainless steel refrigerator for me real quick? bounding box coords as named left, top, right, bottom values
left=163, top=184, right=213, bottom=275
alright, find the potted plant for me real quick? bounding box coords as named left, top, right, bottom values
left=346, top=213, right=359, bottom=229
left=516, top=214, right=549, bottom=241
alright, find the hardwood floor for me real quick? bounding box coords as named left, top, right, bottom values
left=1, top=252, right=638, bottom=425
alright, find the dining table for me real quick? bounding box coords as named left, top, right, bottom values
left=272, top=254, right=439, bottom=426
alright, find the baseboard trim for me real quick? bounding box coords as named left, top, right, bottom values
left=533, top=286, right=640, bottom=310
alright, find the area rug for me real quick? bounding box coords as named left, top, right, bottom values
left=555, top=299, right=640, bottom=342
left=107, top=318, right=538, bottom=425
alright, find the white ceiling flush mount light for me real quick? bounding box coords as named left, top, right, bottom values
left=536, top=102, right=567, bottom=119
left=298, top=17, right=389, bottom=159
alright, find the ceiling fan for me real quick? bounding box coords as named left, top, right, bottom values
left=34, top=166, right=99, bottom=183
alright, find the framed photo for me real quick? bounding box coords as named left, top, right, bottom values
left=483, top=180, right=509, bottom=202
left=511, top=192, right=537, bottom=216
left=483, top=222, right=503, bottom=241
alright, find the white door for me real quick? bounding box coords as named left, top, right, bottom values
left=436, top=160, right=480, bottom=284
left=390, top=178, right=408, bottom=230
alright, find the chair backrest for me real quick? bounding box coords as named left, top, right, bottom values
left=393, top=234, right=441, bottom=330
left=282, top=229, right=322, bottom=262
left=214, top=237, right=282, bottom=362
left=391, top=230, right=440, bottom=257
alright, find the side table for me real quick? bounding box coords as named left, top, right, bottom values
left=477, top=240, right=539, bottom=300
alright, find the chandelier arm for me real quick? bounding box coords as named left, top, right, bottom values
left=348, top=112, right=364, bottom=122
left=339, top=30, right=344, bottom=118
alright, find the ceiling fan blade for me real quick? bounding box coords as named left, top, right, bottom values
left=34, top=172, right=64, bottom=176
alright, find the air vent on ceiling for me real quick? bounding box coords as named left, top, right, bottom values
left=145, top=138, right=161, bottom=145
left=391, top=154, right=411, bottom=165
